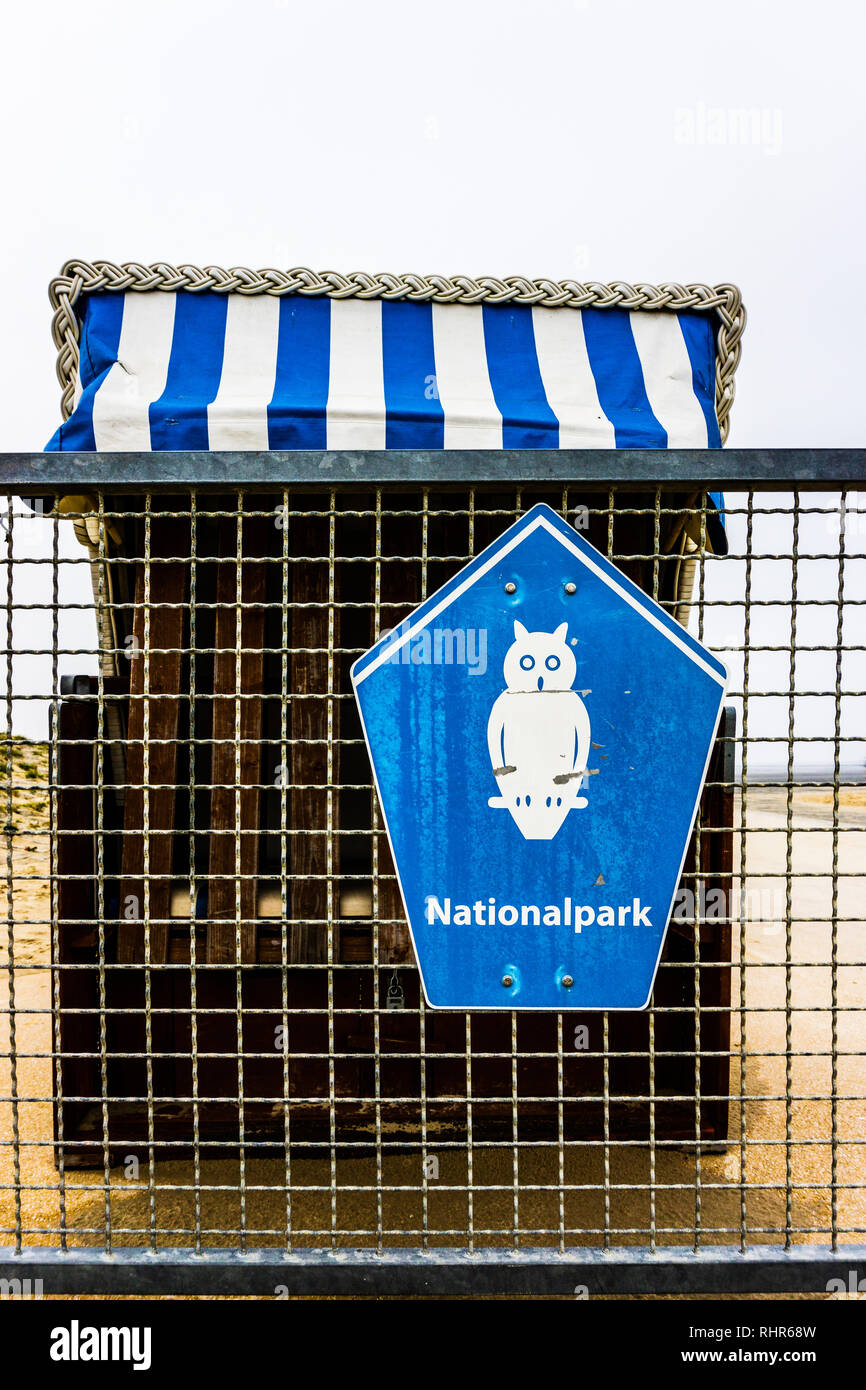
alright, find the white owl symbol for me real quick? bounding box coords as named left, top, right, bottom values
left=487, top=619, right=591, bottom=841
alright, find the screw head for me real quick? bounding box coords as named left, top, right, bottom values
left=504, top=581, right=517, bottom=595
left=565, top=582, right=577, bottom=595
left=501, top=974, right=514, bottom=988
left=561, top=974, right=574, bottom=988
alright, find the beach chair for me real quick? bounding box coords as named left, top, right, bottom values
left=45, top=261, right=744, bottom=1161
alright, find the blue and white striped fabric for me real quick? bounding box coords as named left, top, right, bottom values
left=46, top=290, right=725, bottom=544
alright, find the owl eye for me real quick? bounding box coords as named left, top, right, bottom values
left=545, top=654, right=561, bottom=671
left=519, top=654, right=535, bottom=671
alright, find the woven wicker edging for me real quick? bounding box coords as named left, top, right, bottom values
left=48, top=260, right=745, bottom=441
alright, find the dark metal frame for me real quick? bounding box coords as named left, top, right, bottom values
left=1, top=447, right=863, bottom=1297
left=0, top=447, right=864, bottom=490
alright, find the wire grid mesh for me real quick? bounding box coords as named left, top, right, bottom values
left=0, top=478, right=864, bottom=1266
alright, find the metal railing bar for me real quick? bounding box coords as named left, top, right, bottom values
left=1, top=447, right=865, bottom=489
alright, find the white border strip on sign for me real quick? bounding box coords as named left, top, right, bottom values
left=353, top=510, right=726, bottom=687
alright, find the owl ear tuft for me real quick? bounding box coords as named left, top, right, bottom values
left=554, top=621, right=568, bottom=642
left=513, top=619, right=529, bottom=639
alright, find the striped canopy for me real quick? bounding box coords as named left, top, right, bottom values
left=46, top=288, right=724, bottom=545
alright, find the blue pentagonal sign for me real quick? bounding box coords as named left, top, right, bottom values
left=351, top=503, right=726, bottom=1010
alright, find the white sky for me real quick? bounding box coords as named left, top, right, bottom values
left=1, top=0, right=864, bottom=765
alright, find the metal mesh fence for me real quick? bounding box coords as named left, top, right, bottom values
left=0, top=460, right=864, bottom=1293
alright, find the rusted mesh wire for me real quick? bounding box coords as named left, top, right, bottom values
left=0, top=480, right=862, bottom=1275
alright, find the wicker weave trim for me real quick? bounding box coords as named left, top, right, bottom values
left=49, top=260, right=745, bottom=442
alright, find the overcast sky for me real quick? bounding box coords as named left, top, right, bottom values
left=1, top=0, right=864, bottom=765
